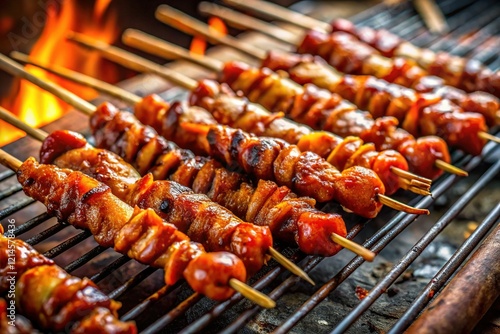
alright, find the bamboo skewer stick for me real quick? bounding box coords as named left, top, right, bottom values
left=389, top=167, right=432, bottom=186
left=123, top=29, right=222, bottom=72
left=0, top=54, right=95, bottom=116
left=203, top=2, right=303, bottom=44
left=199, top=2, right=299, bottom=45
left=331, top=234, right=375, bottom=262
left=411, top=0, right=449, bottom=34
left=200, top=4, right=494, bottom=126
left=398, top=178, right=431, bottom=197
left=5, top=53, right=380, bottom=263
left=0, top=110, right=50, bottom=141
left=152, top=7, right=491, bottom=179
left=0, top=149, right=22, bottom=172
left=228, top=279, right=274, bottom=308
left=65, top=34, right=432, bottom=214
left=222, top=0, right=330, bottom=32
left=156, top=4, right=268, bottom=60
left=0, top=105, right=48, bottom=142
left=376, top=195, right=428, bottom=216
left=67, top=32, right=199, bottom=91
left=478, top=131, right=500, bottom=145
left=0, top=55, right=309, bottom=297
left=434, top=160, right=470, bottom=177
left=10, top=52, right=141, bottom=106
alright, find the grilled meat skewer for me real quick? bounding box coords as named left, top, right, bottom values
left=41, top=128, right=326, bottom=278
left=90, top=105, right=352, bottom=255
left=296, top=31, right=497, bottom=130
left=1, top=298, right=40, bottom=334
left=189, top=79, right=421, bottom=195
left=260, top=51, right=498, bottom=143
left=226, top=59, right=487, bottom=157
left=0, top=150, right=265, bottom=304
left=92, top=102, right=367, bottom=256
left=180, top=120, right=390, bottom=219
left=127, top=97, right=408, bottom=219
left=329, top=18, right=500, bottom=98
left=0, top=225, right=137, bottom=333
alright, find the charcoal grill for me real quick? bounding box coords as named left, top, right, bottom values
left=1, top=0, right=499, bottom=333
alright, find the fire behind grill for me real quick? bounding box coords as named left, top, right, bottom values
left=1, top=0, right=500, bottom=333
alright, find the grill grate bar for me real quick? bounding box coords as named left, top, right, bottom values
left=391, top=17, right=426, bottom=39
left=387, top=13, right=426, bottom=36
left=0, top=197, right=34, bottom=220
left=221, top=259, right=322, bottom=334
left=355, top=0, right=491, bottom=53
left=90, top=256, right=131, bottom=283
left=331, top=152, right=500, bottom=333
left=487, top=55, right=500, bottom=70
left=25, top=222, right=67, bottom=246
left=447, top=17, right=500, bottom=56
left=364, top=8, right=414, bottom=31
left=142, top=289, right=203, bottom=334
left=391, top=0, right=488, bottom=41
left=474, top=47, right=500, bottom=66
left=0, top=170, right=15, bottom=182
left=0, top=184, right=22, bottom=201
left=153, top=267, right=287, bottom=333
left=108, top=267, right=159, bottom=300
left=438, top=0, right=476, bottom=15
left=418, top=3, right=498, bottom=50
left=12, top=212, right=51, bottom=235
left=389, top=201, right=500, bottom=333
left=356, top=0, right=473, bottom=31
left=348, top=2, right=398, bottom=26
left=142, top=240, right=340, bottom=331
left=63, top=245, right=107, bottom=273
left=42, top=230, right=92, bottom=258
left=120, top=285, right=172, bottom=322
left=428, top=10, right=500, bottom=53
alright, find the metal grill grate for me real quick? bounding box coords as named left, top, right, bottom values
left=1, top=0, right=499, bottom=333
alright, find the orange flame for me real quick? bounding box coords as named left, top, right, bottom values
left=0, top=0, right=118, bottom=146
left=190, top=17, right=228, bottom=55
left=94, top=0, right=113, bottom=18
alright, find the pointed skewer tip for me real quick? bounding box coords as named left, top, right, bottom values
left=228, top=278, right=276, bottom=308
left=331, top=233, right=376, bottom=262
left=435, top=159, right=468, bottom=177
left=268, top=247, right=315, bottom=286
left=390, top=166, right=432, bottom=185
left=478, top=131, right=500, bottom=145
left=378, top=194, right=430, bottom=215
